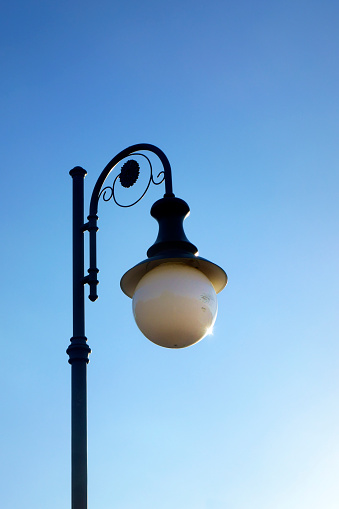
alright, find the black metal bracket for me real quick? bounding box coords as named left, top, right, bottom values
left=84, top=143, right=174, bottom=302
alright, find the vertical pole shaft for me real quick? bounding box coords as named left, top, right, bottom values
left=67, top=167, right=91, bottom=509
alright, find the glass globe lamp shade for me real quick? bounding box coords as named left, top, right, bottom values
left=132, top=262, right=218, bottom=348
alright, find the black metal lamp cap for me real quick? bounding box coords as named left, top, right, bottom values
left=147, top=196, right=198, bottom=258
left=120, top=196, right=228, bottom=297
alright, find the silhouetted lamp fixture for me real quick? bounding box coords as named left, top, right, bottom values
left=67, top=143, right=227, bottom=509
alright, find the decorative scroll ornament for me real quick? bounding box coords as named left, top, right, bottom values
left=85, top=143, right=174, bottom=302
left=119, top=160, right=140, bottom=188
left=98, top=154, right=165, bottom=208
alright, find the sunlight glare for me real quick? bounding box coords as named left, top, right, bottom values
left=206, top=325, right=214, bottom=336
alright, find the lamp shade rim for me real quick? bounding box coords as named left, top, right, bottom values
left=120, top=253, right=227, bottom=298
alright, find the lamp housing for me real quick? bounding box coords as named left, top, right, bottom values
left=120, top=196, right=227, bottom=348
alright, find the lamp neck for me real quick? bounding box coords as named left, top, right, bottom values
left=147, top=196, right=198, bottom=258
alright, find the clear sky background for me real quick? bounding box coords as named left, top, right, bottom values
left=0, top=1, right=338, bottom=508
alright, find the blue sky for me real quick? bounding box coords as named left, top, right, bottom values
left=1, top=1, right=338, bottom=508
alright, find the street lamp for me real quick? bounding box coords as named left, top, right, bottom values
left=67, top=143, right=227, bottom=509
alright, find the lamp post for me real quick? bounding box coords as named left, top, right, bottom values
left=67, top=143, right=227, bottom=509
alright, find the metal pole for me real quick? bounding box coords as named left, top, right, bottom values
left=66, top=145, right=172, bottom=508
left=67, top=166, right=91, bottom=509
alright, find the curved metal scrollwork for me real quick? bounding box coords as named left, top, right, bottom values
left=84, top=143, right=174, bottom=302
left=98, top=153, right=165, bottom=208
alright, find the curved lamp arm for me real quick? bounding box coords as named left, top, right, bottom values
left=83, top=143, right=174, bottom=301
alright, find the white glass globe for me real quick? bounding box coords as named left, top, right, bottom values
left=132, top=262, right=218, bottom=348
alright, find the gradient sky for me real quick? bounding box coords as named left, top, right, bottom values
left=1, top=1, right=338, bottom=508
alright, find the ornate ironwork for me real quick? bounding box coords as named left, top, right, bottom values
left=84, top=143, right=174, bottom=302
left=120, top=159, right=140, bottom=188
left=68, top=143, right=174, bottom=509
left=98, top=154, right=165, bottom=208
